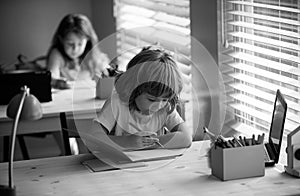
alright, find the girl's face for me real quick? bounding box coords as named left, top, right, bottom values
left=135, top=93, right=168, bottom=115
left=62, top=32, right=88, bottom=60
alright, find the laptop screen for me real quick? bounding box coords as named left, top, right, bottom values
left=269, top=89, right=287, bottom=162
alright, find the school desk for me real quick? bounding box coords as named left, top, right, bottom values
left=0, top=141, right=299, bottom=196
left=0, top=80, right=105, bottom=159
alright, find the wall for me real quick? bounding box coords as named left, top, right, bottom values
left=0, top=0, right=92, bottom=66
left=90, top=0, right=116, bottom=60
left=190, top=0, right=221, bottom=140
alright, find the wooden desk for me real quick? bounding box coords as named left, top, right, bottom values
left=0, top=80, right=105, bottom=160
left=0, top=80, right=105, bottom=136
left=0, top=141, right=299, bottom=196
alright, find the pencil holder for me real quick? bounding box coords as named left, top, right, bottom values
left=211, top=144, right=265, bottom=181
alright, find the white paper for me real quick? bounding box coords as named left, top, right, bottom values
left=75, top=119, right=186, bottom=166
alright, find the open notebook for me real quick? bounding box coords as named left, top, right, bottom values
left=75, top=119, right=186, bottom=172
left=83, top=148, right=186, bottom=172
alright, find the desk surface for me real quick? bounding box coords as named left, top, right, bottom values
left=0, top=80, right=105, bottom=136
left=0, top=141, right=299, bottom=196
left=0, top=80, right=104, bottom=118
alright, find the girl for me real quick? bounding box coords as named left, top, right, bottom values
left=95, top=46, right=193, bottom=149
left=47, top=14, right=110, bottom=85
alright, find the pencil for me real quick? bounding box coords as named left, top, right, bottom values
left=155, top=141, right=164, bottom=148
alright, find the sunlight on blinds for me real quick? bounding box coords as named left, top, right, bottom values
left=221, top=0, right=300, bottom=135
left=114, top=0, right=191, bottom=94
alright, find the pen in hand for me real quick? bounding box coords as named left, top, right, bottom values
left=155, top=140, right=164, bottom=148
left=146, top=136, right=164, bottom=148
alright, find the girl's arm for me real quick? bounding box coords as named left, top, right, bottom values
left=47, top=49, right=63, bottom=79
left=157, top=122, right=193, bottom=149
left=86, top=49, right=111, bottom=79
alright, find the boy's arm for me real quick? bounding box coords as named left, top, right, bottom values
left=157, top=122, right=193, bottom=149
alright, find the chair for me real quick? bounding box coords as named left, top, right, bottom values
left=59, top=112, right=91, bottom=155
left=2, top=136, right=30, bottom=161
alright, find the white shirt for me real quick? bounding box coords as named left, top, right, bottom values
left=96, top=90, right=184, bottom=136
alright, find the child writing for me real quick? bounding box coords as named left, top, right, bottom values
left=94, top=46, right=193, bottom=149
left=47, top=14, right=110, bottom=87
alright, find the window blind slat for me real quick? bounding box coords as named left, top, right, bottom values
left=119, top=5, right=155, bottom=17
left=153, top=12, right=190, bottom=27
left=230, top=93, right=273, bottom=112
left=227, top=11, right=300, bottom=26
left=228, top=1, right=300, bottom=13
left=153, top=0, right=189, bottom=7
left=229, top=121, right=269, bottom=136
left=229, top=103, right=297, bottom=133
left=228, top=32, right=300, bottom=51
left=227, top=52, right=300, bottom=76
left=228, top=21, right=300, bottom=39
left=119, top=0, right=189, bottom=17
left=228, top=121, right=296, bottom=138
left=121, top=28, right=190, bottom=56
left=228, top=83, right=300, bottom=114
left=229, top=42, right=300, bottom=63
left=229, top=92, right=300, bottom=124
left=228, top=73, right=300, bottom=100
left=224, top=62, right=300, bottom=88
left=229, top=103, right=270, bottom=123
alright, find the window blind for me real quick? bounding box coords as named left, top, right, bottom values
left=221, top=0, right=300, bottom=135
left=114, top=0, right=192, bottom=115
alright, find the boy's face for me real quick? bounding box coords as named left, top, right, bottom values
left=135, top=93, right=168, bottom=115
left=62, top=32, right=88, bottom=60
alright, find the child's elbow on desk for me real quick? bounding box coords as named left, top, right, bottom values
left=164, top=123, right=193, bottom=148
left=179, top=123, right=193, bottom=147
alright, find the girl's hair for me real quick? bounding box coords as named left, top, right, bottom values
left=48, top=14, right=98, bottom=63
left=47, top=14, right=109, bottom=78
left=115, top=46, right=183, bottom=113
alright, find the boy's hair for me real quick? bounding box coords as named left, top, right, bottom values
left=47, top=14, right=98, bottom=63
left=115, top=46, right=183, bottom=113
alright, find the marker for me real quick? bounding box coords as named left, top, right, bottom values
left=257, top=133, right=265, bottom=144
left=228, top=140, right=235, bottom=148
left=239, top=136, right=246, bottom=146
left=203, top=127, right=217, bottom=141
left=233, top=136, right=243, bottom=147
left=244, top=136, right=250, bottom=146
left=252, top=134, right=256, bottom=145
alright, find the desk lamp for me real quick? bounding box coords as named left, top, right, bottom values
left=0, top=86, right=42, bottom=196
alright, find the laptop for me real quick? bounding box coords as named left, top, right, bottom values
left=264, top=89, right=287, bottom=166
left=0, top=70, right=52, bottom=104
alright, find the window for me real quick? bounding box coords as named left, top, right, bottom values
left=220, top=0, right=300, bottom=135
left=114, top=0, right=192, bottom=127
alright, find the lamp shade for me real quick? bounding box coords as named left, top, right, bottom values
left=7, top=87, right=42, bottom=120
